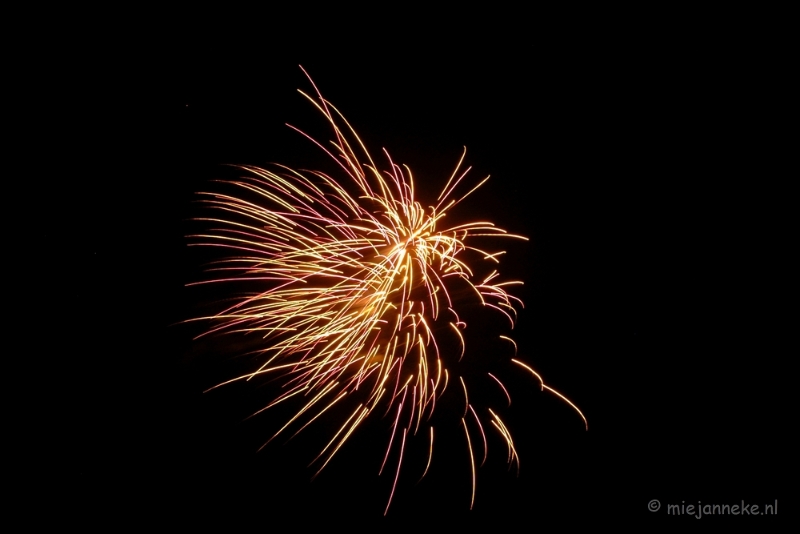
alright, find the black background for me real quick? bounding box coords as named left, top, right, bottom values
left=32, top=9, right=790, bottom=527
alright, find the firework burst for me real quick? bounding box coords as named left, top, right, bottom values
left=189, top=67, right=586, bottom=513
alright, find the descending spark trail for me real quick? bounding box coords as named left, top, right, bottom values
left=189, top=67, right=586, bottom=513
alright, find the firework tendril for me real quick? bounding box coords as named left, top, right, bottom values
left=189, top=67, right=586, bottom=513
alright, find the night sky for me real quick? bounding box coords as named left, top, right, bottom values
left=39, top=15, right=789, bottom=527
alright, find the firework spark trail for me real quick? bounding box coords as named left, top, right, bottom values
left=190, top=67, right=586, bottom=513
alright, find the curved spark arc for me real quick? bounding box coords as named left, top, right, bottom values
left=190, top=68, right=585, bottom=513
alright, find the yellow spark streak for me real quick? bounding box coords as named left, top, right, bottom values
left=384, top=427, right=407, bottom=516
left=287, top=390, right=350, bottom=442
left=380, top=395, right=407, bottom=475
left=449, top=322, right=466, bottom=361
left=512, top=359, right=588, bottom=430
left=498, top=335, right=517, bottom=356
left=462, top=417, right=476, bottom=510
left=257, top=382, right=338, bottom=439
left=510, top=358, right=545, bottom=390
left=310, top=404, right=364, bottom=466
left=487, top=373, right=512, bottom=408
left=468, top=404, right=488, bottom=467
left=419, top=426, right=434, bottom=481
left=312, top=405, right=369, bottom=478
left=543, top=385, right=589, bottom=431
left=202, top=362, right=303, bottom=392
left=459, top=376, right=469, bottom=419
left=488, top=408, right=519, bottom=474
left=435, top=147, right=468, bottom=206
